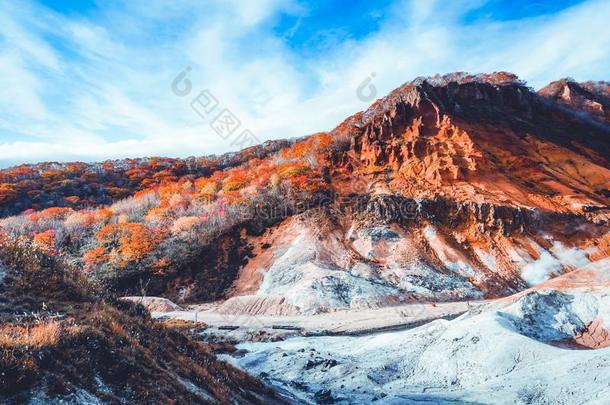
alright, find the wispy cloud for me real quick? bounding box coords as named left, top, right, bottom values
left=0, top=0, right=609, bottom=167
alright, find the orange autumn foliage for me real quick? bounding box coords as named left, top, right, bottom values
left=65, top=196, right=81, bottom=205
left=283, top=133, right=332, bottom=159
left=2, top=133, right=336, bottom=278
left=0, top=141, right=293, bottom=216
left=194, top=177, right=218, bottom=195
left=152, top=257, right=171, bottom=275
left=95, top=223, right=160, bottom=266
left=312, top=132, right=333, bottom=150
left=222, top=171, right=250, bottom=192
left=32, top=230, right=56, bottom=251
left=278, top=162, right=309, bottom=178
left=158, top=183, right=184, bottom=200
left=0, top=183, right=18, bottom=203
left=95, top=208, right=113, bottom=223
left=83, top=247, right=108, bottom=265
left=34, top=207, right=73, bottom=221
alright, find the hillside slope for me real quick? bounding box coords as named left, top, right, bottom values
left=221, top=72, right=610, bottom=314
left=0, top=72, right=608, bottom=314
left=0, top=140, right=291, bottom=217
left=0, top=237, right=286, bottom=404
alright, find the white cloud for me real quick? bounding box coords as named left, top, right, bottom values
left=0, top=53, right=50, bottom=121
left=0, top=0, right=609, bottom=167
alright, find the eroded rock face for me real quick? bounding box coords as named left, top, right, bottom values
left=352, top=194, right=599, bottom=239
left=219, top=71, right=610, bottom=313
left=575, top=318, right=610, bottom=349
left=157, top=73, right=610, bottom=311
left=332, top=75, right=610, bottom=212
left=218, top=193, right=605, bottom=315
left=344, top=84, right=492, bottom=186
left=539, top=78, right=610, bottom=124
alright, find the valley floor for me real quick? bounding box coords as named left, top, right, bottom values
left=151, top=300, right=481, bottom=340
left=223, top=287, right=610, bottom=405
left=225, top=314, right=610, bottom=404
left=138, top=259, right=610, bottom=404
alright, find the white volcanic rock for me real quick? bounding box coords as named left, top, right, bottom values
left=252, top=218, right=485, bottom=314
left=121, top=296, right=183, bottom=312
left=227, top=260, right=610, bottom=404
left=258, top=229, right=401, bottom=314
left=228, top=210, right=599, bottom=316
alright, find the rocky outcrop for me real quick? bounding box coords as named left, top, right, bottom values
left=114, top=73, right=610, bottom=309
left=350, top=194, right=600, bottom=237
left=574, top=318, right=610, bottom=349
left=329, top=73, right=610, bottom=214
left=539, top=78, right=610, bottom=124
left=121, top=296, right=184, bottom=312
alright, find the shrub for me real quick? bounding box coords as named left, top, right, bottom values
left=0, top=321, right=61, bottom=349
left=95, top=223, right=161, bottom=267
left=0, top=183, right=18, bottom=203
left=171, top=216, right=202, bottom=236
left=278, top=162, right=309, bottom=178
left=222, top=176, right=248, bottom=192
left=32, top=230, right=57, bottom=251
left=84, top=247, right=108, bottom=265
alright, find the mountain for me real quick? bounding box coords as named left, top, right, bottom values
left=1, top=72, right=609, bottom=404
left=539, top=78, right=610, bottom=124
left=215, top=72, right=609, bottom=315
left=1, top=72, right=608, bottom=308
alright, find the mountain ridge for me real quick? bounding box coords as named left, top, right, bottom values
left=539, top=77, right=610, bottom=123
left=0, top=72, right=608, bottom=305
left=2, top=71, right=610, bottom=404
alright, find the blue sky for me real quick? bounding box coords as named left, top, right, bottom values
left=1, top=0, right=609, bottom=167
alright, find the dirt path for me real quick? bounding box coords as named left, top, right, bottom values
left=150, top=300, right=492, bottom=338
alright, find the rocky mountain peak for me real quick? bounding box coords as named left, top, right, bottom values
left=328, top=72, right=609, bottom=211
left=539, top=78, right=610, bottom=123
left=334, top=71, right=537, bottom=144
left=360, top=71, right=529, bottom=123
left=410, top=71, right=522, bottom=87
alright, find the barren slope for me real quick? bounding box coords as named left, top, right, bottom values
left=229, top=259, right=610, bottom=404
left=219, top=73, right=610, bottom=315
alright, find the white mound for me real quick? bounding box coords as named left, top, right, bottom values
left=121, top=296, right=183, bottom=313
left=228, top=276, right=610, bottom=404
